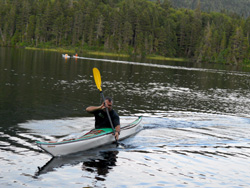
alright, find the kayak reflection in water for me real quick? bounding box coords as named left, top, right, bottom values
left=35, top=150, right=119, bottom=177
left=86, top=97, right=121, bottom=140
left=82, top=151, right=119, bottom=179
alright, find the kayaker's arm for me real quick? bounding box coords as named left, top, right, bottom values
left=115, top=125, right=120, bottom=140
left=86, top=103, right=105, bottom=113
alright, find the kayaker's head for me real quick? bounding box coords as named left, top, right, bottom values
left=103, top=97, right=113, bottom=112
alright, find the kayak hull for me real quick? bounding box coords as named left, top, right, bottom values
left=36, top=117, right=142, bottom=157
left=62, top=54, right=70, bottom=58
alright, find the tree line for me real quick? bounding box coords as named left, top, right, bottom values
left=169, top=0, right=250, bottom=18
left=0, top=0, right=249, bottom=65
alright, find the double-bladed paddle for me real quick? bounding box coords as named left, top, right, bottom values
left=92, top=67, right=118, bottom=143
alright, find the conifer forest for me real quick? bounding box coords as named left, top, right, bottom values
left=0, top=0, right=250, bottom=65
left=169, top=0, right=250, bottom=18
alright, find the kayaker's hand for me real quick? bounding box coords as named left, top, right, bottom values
left=114, top=131, right=120, bottom=140
left=100, top=103, right=105, bottom=110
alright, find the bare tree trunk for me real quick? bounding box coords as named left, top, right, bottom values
left=0, top=28, right=5, bottom=42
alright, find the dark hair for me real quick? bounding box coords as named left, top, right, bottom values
left=105, top=97, right=113, bottom=102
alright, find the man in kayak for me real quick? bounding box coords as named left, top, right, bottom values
left=86, top=97, right=120, bottom=140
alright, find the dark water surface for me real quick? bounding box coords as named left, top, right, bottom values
left=1, top=47, right=250, bottom=187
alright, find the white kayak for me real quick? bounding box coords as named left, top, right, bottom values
left=36, top=117, right=142, bottom=157
left=62, top=54, right=70, bottom=58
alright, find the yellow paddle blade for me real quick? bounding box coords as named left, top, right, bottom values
left=93, top=67, right=102, bottom=91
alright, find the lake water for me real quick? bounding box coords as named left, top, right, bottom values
left=1, top=47, right=250, bottom=187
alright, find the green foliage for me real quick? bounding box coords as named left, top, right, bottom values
left=169, top=0, right=250, bottom=18
left=0, top=0, right=249, bottom=65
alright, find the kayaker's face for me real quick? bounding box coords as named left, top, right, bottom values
left=104, top=100, right=113, bottom=111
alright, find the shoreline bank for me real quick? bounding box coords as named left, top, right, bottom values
left=25, top=47, right=188, bottom=62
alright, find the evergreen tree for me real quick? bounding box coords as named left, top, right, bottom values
left=228, top=26, right=246, bottom=64
left=122, top=21, right=133, bottom=52
left=244, top=17, right=250, bottom=44
left=196, top=22, right=213, bottom=62
left=26, top=15, right=36, bottom=44
left=0, top=0, right=249, bottom=65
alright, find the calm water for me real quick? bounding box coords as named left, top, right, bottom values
left=1, top=47, right=250, bottom=187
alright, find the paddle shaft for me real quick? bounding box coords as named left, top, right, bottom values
left=100, top=91, right=116, bottom=135
left=93, top=67, right=118, bottom=143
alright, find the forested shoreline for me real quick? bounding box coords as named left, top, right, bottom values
left=169, top=0, right=250, bottom=18
left=0, top=0, right=249, bottom=65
